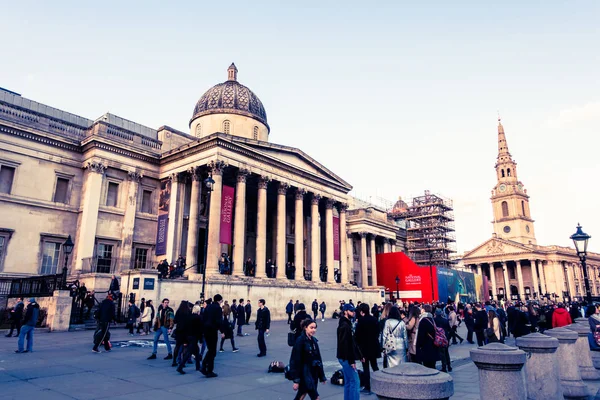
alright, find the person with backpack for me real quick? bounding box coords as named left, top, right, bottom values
left=319, top=301, right=327, bottom=322
left=286, top=299, right=294, bottom=324
left=126, top=299, right=140, bottom=336
left=434, top=308, right=452, bottom=372
left=92, top=294, right=115, bottom=353
left=312, top=300, right=319, bottom=320
left=381, top=306, right=407, bottom=369
left=415, top=304, right=440, bottom=369
left=289, top=318, right=326, bottom=400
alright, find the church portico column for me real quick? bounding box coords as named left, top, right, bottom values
left=255, top=176, right=269, bottom=278
left=537, top=260, right=547, bottom=295
left=530, top=260, right=539, bottom=299
left=324, top=199, right=334, bottom=283
left=382, top=238, right=391, bottom=254
left=276, top=182, right=288, bottom=279
left=476, top=264, right=482, bottom=277
left=338, top=204, right=348, bottom=284
left=206, top=160, right=225, bottom=276
left=566, top=263, right=576, bottom=299
left=390, top=240, right=396, bottom=253
left=185, top=167, right=201, bottom=275
left=516, top=260, right=525, bottom=301
left=501, top=262, right=510, bottom=300
left=359, top=232, right=368, bottom=288
left=294, top=189, right=305, bottom=280
left=232, top=169, right=249, bottom=276
left=310, top=194, right=321, bottom=279
left=370, top=235, right=378, bottom=286
left=489, top=264, right=497, bottom=300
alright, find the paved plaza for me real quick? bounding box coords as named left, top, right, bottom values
left=1, top=320, right=599, bottom=400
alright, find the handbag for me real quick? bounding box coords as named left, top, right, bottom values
left=594, top=326, right=600, bottom=347
left=485, top=327, right=495, bottom=338
left=287, top=330, right=296, bottom=347
left=383, top=320, right=402, bottom=353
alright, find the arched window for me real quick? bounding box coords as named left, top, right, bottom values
left=501, top=169, right=505, bottom=178
left=223, top=120, right=231, bottom=134
left=501, top=201, right=509, bottom=217
left=253, top=126, right=258, bottom=140
left=195, top=124, right=202, bottom=137
left=507, top=168, right=511, bottom=177
left=521, top=201, right=526, bottom=216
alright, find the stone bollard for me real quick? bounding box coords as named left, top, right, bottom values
left=371, top=362, right=453, bottom=400
left=516, top=332, right=564, bottom=400
left=566, top=322, right=600, bottom=380
left=470, top=343, right=527, bottom=400
left=546, top=327, right=590, bottom=399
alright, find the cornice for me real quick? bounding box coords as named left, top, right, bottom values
left=82, top=139, right=160, bottom=165
left=0, top=193, right=79, bottom=214
left=0, top=123, right=81, bottom=153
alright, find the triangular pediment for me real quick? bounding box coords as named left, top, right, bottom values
left=230, top=136, right=352, bottom=192
left=463, top=237, right=533, bottom=260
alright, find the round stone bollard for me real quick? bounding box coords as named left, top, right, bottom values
left=516, top=332, right=564, bottom=400
left=371, top=362, right=454, bottom=400
left=566, top=322, right=600, bottom=380
left=546, top=327, right=590, bottom=399
left=470, top=343, right=527, bottom=400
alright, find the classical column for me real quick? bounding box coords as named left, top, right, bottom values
left=185, top=168, right=201, bottom=274
left=324, top=198, right=334, bottom=283
left=311, top=194, right=321, bottom=278
left=489, top=264, right=497, bottom=300
left=121, top=171, right=142, bottom=271
left=516, top=260, right=525, bottom=301
left=74, top=161, right=105, bottom=271
left=538, top=260, right=547, bottom=295
left=553, top=260, right=565, bottom=298
left=165, top=172, right=182, bottom=264
left=205, top=160, right=225, bottom=276
left=359, top=232, right=368, bottom=288
left=276, top=182, right=288, bottom=279
left=501, top=262, right=510, bottom=299
left=566, top=263, right=576, bottom=298
left=530, top=260, right=539, bottom=299
left=294, top=189, right=305, bottom=280
left=232, top=169, right=249, bottom=275
left=338, top=204, right=348, bottom=284
left=255, top=176, right=269, bottom=278
left=370, top=235, right=378, bottom=286
left=390, top=240, right=397, bottom=253
left=477, top=264, right=482, bottom=277
left=382, top=238, right=390, bottom=253
left=592, top=266, right=598, bottom=295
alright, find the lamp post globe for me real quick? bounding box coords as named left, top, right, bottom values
left=570, top=224, right=592, bottom=304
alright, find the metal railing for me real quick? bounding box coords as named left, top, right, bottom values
left=0, top=273, right=65, bottom=298
left=81, top=257, right=120, bottom=274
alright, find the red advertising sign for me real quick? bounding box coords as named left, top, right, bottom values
left=333, top=216, right=340, bottom=261
left=376, top=252, right=437, bottom=302
left=219, top=185, right=235, bottom=245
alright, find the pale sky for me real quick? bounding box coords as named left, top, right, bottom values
left=1, top=1, right=599, bottom=253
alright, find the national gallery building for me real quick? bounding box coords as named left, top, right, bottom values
left=0, top=64, right=402, bottom=309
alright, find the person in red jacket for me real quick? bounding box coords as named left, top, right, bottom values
left=552, top=303, right=573, bottom=328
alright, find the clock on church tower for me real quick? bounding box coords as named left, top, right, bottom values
left=490, top=119, right=536, bottom=245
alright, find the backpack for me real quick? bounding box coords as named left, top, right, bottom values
left=330, top=369, right=344, bottom=385
left=594, top=327, right=600, bottom=347
left=268, top=361, right=285, bottom=373
left=428, top=318, right=449, bottom=348
left=383, top=320, right=402, bottom=353
left=134, top=306, right=140, bottom=319
left=284, top=365, right=293, bottom=380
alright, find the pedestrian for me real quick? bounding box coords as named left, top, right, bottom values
left=415, top=304, right=439, bottom=369
left=140, top=300, right=152, bottom=335
left=312, top=299, right=319, bottom=320
left=147, top=298, right=174, bottom=360
left=355, top=303, right=381, bottom=395
left=286, top=299, right=294, bottom=324
left=371, top=303, right=380, bottom=320
left=177, top=302, right=203, bottom=374
left=220, top=302, right=239, bottom=353
left=487, top=309, right=501, bottom=343
left=336, top=303, right=360, bottom=400
left=16, top=298, right=39, bottom=353
left=447, top=306, right=463, bottom=344
left=294, top=300, right=300, bottom=316
left=289, top=318, right=327, bottom=400
left=434, top=308, right=451, bottom=372
left=245, top=299, right=252, bottom=325
left=552, top=303, right=572, bottom=328
left=405, top=305, right=420, bottom=362
left=381, top=305, right=407, bottom=369
left=172, top=301, right=191, bottom=367
left=237, top=299, right=247, bottom=336
left=319, top=301, right=326, bottom=321
left=231, top=299, right=238, bottom=329
left=92, top=294, right=115, bottom=353
left=5, top=297, right=24, bottom=337
left=464, top=305, right=475, bottom=344
left=255, top=299, right=271, bottom=357
left=126, top=299, right=139, bottom=336
left=84, top=291, right=96, bottom=319
left=200, top=294, right=223, bottom=378
left=109, top=274, right=120, bottom=298
left=136, top=297, right=145, bottom=334
left=473, top=303, right=488, bottom=346
left=292, top=303, right=310, bottom=341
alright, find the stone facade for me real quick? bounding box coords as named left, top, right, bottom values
left=461, top=120, right=600, bottom=302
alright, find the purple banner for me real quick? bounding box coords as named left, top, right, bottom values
left=155, top=179, right=171, bottom=256
left=219, top=185, right=235, bottom=245
left=333, top=216, right=340, bottom=261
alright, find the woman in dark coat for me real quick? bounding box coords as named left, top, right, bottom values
left=292, top=304, right=310, bottom=341
left=355, top=303, right=382, bottom=393
left=415, top=304, right=440, bottom=369
left=177, top=303, right=203, bottom=374
left=289, top=319, right=326, bottom=400
left=172, top=301, right=191, bottom=367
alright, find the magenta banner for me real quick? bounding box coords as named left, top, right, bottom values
left=219, top=185, right=235, bottom=244
left=333, top=216, right=340, bottom=261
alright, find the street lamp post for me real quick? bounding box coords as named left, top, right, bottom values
left=427, top=241, right=435, bottom=302
left=200, top=175, right=215, bottom=301
left=571, top=223, right=592, bottom=304
left=395, top=275, right=400, bottom=300
left=62, top=235, right=74, bottom=289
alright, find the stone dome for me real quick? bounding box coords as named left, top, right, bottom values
left=190, top=63, right=269, bottom=131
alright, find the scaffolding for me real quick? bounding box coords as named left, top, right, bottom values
left=389, top=190, right=456, bottom=267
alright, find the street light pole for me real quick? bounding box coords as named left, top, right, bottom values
left=200, top=174, right=215, bottom=301
left=395, top=275, right=400, bottom=300
left=62, top=235, right=74, bottom=289
left=571, top=224, right=592, bottom=304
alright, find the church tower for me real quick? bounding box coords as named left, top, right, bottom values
left=490, top=119, right=536, bottom=244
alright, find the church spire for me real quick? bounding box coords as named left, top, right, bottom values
left=227, top=63, right=238, bottom=81
left=495, top=118, right=518, bottom=181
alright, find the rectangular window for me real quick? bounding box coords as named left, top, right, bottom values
left=134, top=248, right=148, bottom=269
left=509, top=266, right=516, bottom=280
left=106, top=182, right=119, bottom=207
left=141, top=190, right=153, bottom=213
left=53, top=177, right=70, bottom=204
left=96, top=243, right=114, bottom=273
left=0, top=165, right=15, bottom=194
left=40, top=241, right=61, bottom=275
